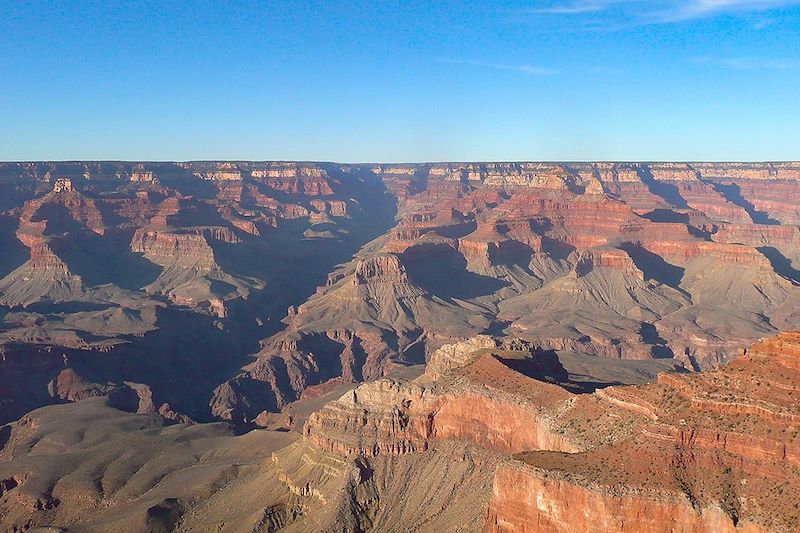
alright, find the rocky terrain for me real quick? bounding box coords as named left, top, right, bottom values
left=0, top=161, right=798, bottom=530
left=216, top=161, right=800, bottom=423
left=0, top=161, right=396, bottom=424
left=0, top=332, right=797, bottom=531
left=490, top=332, right=800, bottom=532
left=0, top=161, right=798, bottom=425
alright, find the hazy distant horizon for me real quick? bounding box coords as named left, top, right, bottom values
left=2, top=159, right=799, bottom=165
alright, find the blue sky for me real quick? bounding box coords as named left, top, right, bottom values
left=1, top=1, right=799, bottom=162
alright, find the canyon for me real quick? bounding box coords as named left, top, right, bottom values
left=0, top=161, right=798, bottom=531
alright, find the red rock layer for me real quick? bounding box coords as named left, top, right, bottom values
left=487, top=465, right=761, bottom=533
left=304, top=352, right=577, bottom=457
left=353, top=254, right=408, bottom=285
left=487, top=332, right=800, bottom=533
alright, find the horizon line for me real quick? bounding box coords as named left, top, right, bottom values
left=3, top=159, right=799, bottom=165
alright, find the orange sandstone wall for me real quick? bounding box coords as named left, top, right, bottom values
left=485, top=464, right=766, bottom=533
left=433, top=393, right=577, bottom=453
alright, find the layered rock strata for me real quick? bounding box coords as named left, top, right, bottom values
left=1, top=161, right=799, bottom=426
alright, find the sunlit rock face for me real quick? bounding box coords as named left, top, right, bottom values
left=486, top=332, right=800, bottom=533
left=300, top=332, right=800, bottom=533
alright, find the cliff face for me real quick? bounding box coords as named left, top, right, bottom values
left=304, top=340, right=604, bottom=458
left=353, top=254, right=409, bottom=285
left=0, top=326, right=798, bottom=532
left=487, top=332, right=800, bottom=533
left=305, top=379, right=437, bottom=456
left=487, top=465, right=761, bottom=533
left=291, top=332, right=799, bottom=532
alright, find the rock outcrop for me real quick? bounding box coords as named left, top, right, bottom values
left=291, top=332, right=800, bottom=532
left=487, top=332, right=800, bottom=533
left=353, top=254, right=409, bottom=285
left=305, top=339, right=589, bottom=457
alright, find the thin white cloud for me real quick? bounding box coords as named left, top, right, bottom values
left=435, top=58, right=558, bottom=75
left=659, top=0, right=800, bottom=21
left=518, top=0, right=633, bottom=15
left=692, top=55, right=800, bottom=69
left=689, top=0, right=800, bottom=13
left=520, top=0, right=800, bottom=22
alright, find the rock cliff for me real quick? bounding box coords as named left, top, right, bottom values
left=0, top=330, right=797, bottom=532
left=487, top=332, right=800, bottom=532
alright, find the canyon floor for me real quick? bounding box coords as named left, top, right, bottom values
left=0, top=161, right=798, bottom=531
